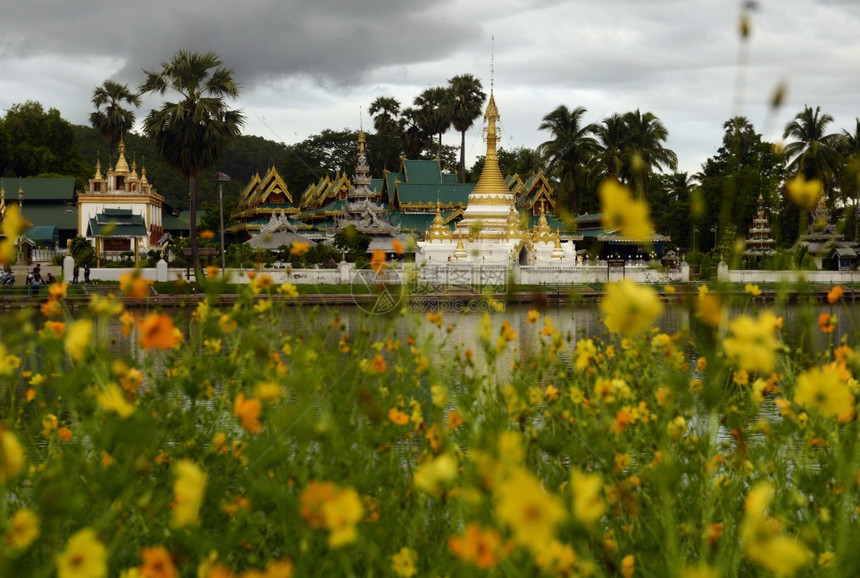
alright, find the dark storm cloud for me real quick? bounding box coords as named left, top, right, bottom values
left=1, top=0, right=477, bottom=88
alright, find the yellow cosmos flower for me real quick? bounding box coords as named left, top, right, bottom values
left=722, top=311, right=781, bottom=373
left=57, top=528, right=107, bottom=578
left=172, top=460, right=207, bottom=528
left=65, top=320, right=93, bottom=362
left=0, top=204, right=27, bottom=266
left=599, top=179, right=654, bottom=241
left=391, top=547, right=418, bottom=578
left=322, top=486, right=364, bottom=548
left=785, top=174, right=822, bottom=210
left=96, top=384, right=135, bottom=418
left=414, top=453, right=457, bottom=495
left=745, top=283, right=762, bottom=296
left=0, top=430, right=25, bottom=481
left=495, top=467, right=567, bottom=553
left=599, top=280, right=663, bottom=336
left=571, top=469, right=606, bottom=528
left=794, top=365, right=855, bottom=419
left=5, top=508, right=40, bottom=549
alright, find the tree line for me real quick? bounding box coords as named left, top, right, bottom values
left=1, top=49, right=860, bottom=261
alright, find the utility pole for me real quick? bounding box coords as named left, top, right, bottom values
left=211, top=172, right=231, bottom=271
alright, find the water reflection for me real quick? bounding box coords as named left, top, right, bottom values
left=107, top=298, right=859, bottom=363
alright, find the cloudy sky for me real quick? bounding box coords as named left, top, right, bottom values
left=2, top=0, right=859, bottom=175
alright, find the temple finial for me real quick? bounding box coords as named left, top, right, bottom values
left=491, top=35, right=495, bottom=94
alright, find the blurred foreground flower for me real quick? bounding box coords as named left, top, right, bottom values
left=722, top=311, right=781, bottom=373
left=599, top=280, right=663, bottom=336
left=4, top=508, right=39, bottom=549
left=785, top=175, right=822, bottom=210
left=57, top=528, right=107, bottom=578
left=599, top=179, right=654, bottom=241
left=172, top=460, right=206, bottom=528
left=138, top=313, right=182, bottom=350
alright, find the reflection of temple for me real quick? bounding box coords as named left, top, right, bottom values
left=743, top=194, right=776, bottom=258
left=78, top=138, right=165, bottom=262
left=416, top=85, right=574, bottom=265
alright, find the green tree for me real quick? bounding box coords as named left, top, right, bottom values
left=592, top=113, right=628, bottom=180
left=1, top=101, right=89, bottom=184
left=413, top=87, right=452, bottom=162
left=537, top=105, right=598, bottom=215
left=334, top=225, right=371, bottom=262
left=782, top=106, right=843, bottom=207
left=368, top=96, right=404, bottom=171
left=621, top=109, right=678, bottom=198
left=139, top=50, right=245, bottom=277
left=447, top=74, right=486, bottom=183
left=89, top=80, right=141, bottom=165
left=400, top=107, right=429, bottom=160
left=838, top=118, right=860, bottom=239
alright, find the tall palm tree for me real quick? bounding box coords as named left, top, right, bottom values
left=839, top=118, right=860, bottom=239
left=592, top=113, right=628, bottom=180
left=369, top=97, right=401, bottom=134
left=447, top=74, right=486, bottom=183
left=537, top=105, right=598, bottom=215
left=413, top=87, right=452, bottom=163
left=368, top=97, right=404, bottom=171
left=622, top=109, right=678, bottom=197
left=89, top=80, right=141, bottom=165
left=139, top=50, right=245, bottom=277
left=782, top=105, right=842, bottom=181
left=400, top=107, right=427, bottom=160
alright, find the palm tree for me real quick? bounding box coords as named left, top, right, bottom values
left=139, top=50, right=245, bottom=277
left=369, top=97, right=401, bottom=134
left=592, top=113, right=628, bottom=180
left=622, top=109, right=678, bottom=197
left=368, top=97, right=404, bottom=171
left=413, top=87, right=452, bottom=163
left=400, top=107, right=427, bottom=160
left=839, top=118, right=860, bottom=239
left=782, top=105, right=842, bottom=181
left=537, top=105, right=598, bottom=215
left=89, top=80, right=141, bottom=165
left=448, top=74, right=486, bottom=183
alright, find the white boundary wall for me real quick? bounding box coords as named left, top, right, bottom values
left=69, top=259, right=693, bottom=286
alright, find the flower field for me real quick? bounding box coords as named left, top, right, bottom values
left=0, top=269, right=857, bottom=578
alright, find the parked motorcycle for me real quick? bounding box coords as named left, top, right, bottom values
left=0, top=269, right=14, bottom=286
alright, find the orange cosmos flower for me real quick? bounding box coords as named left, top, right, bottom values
left=40, top=298, right=62, bottom=318
left=57, top=427, right=73, bottom=442
left=448, top=523, right=505, bottom=569
left=827, top=285, right=843, bottom=304
left=198, top=229, right=216, bottom=240
left=119, top=271, right=153, bottom=300
left=388, top=407, right=410, bottom=425
left=290, top=241, right=310, bottom=256
left=233, top=393, right=263, bottom=434
left=446, top=410, right=465, bottom=430
left=369, top=354, right=387, bottom=373
left=138, top=313, right=183, bottom=350
left=43, top=321, right=66, bottom=339
left=140, top=545, right=177, bottom=578
left=391, top=238, right=404, bottom=255
left=818, top=313, right=837, bottom=333
left=49, top=282, right=68, bottom=300
left=370, top=249, right=387, bottom=274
